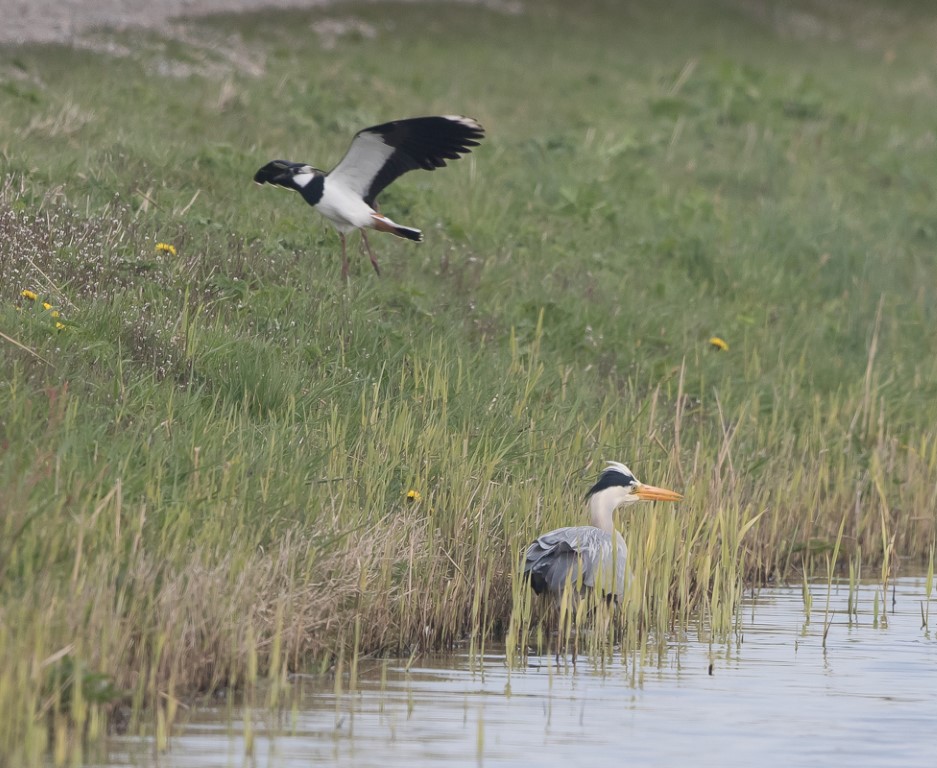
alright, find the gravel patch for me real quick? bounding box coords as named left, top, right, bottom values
left=0, top=0, right=521, bottom=46
left=0, top=0, right=330, bottom=45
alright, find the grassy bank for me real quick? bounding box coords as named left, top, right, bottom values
left=2, top=0, right=937, bottom=761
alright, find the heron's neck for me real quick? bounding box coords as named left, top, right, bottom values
left=588, top=489, right=623, bottom=535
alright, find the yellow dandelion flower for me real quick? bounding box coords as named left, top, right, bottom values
left=55, top=322, right=67, bottom=331
left=155, top=242, right=177, bottom=256
left=406, top=489, right=422, bottom=502
left=709, top=336, right=729, bottom=352
left=50, top=310, right=60, bottom=319
left=21, top=289, right=38, bottom=302
left=42, top=301, right=53, bottom=310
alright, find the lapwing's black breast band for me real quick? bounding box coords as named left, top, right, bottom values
left=299, top=174, right=325, bottom=206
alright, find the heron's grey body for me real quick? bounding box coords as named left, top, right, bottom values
left=525, top=525, right=627, bottom=600
left=523, top=462, right=682, bottom=605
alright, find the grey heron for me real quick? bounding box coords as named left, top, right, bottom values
left=524, top=462, right=683, bottom=604
left=254, top=115, right=484, bottom=279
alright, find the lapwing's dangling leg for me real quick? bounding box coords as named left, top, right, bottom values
left=361, top=231, right=381, bottom=276
left=340, top=232, right=350, bottom=280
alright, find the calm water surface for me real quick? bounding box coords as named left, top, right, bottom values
left=93, top=577, right=937, bottom=767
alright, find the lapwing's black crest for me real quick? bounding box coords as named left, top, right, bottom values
left=254, top=115, right=485, bottom=279
left=253, top=161, right=325, bottom=205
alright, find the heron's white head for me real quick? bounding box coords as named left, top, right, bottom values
left=585, top=461, right=682, bottom=533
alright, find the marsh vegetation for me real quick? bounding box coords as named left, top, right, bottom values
left=1, top=0, right=936, bottom=763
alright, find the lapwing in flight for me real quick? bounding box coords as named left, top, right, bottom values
left=254, top=115, right=484, bottom=279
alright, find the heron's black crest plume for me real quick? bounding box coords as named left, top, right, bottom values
left=585, top=463, right=637, bottom=499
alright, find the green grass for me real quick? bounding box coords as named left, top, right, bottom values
left=2, top=0, right=937, bottom=761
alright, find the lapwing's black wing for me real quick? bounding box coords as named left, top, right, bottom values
left=328, top=115, right=484, bottom=207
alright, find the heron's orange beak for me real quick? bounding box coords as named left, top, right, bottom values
left=634, top=483, right=683, bottom=502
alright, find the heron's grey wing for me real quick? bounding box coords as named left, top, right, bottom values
left=524, top=526, right=622, bottom=596
left=328, top=116, right=484, bottom=206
